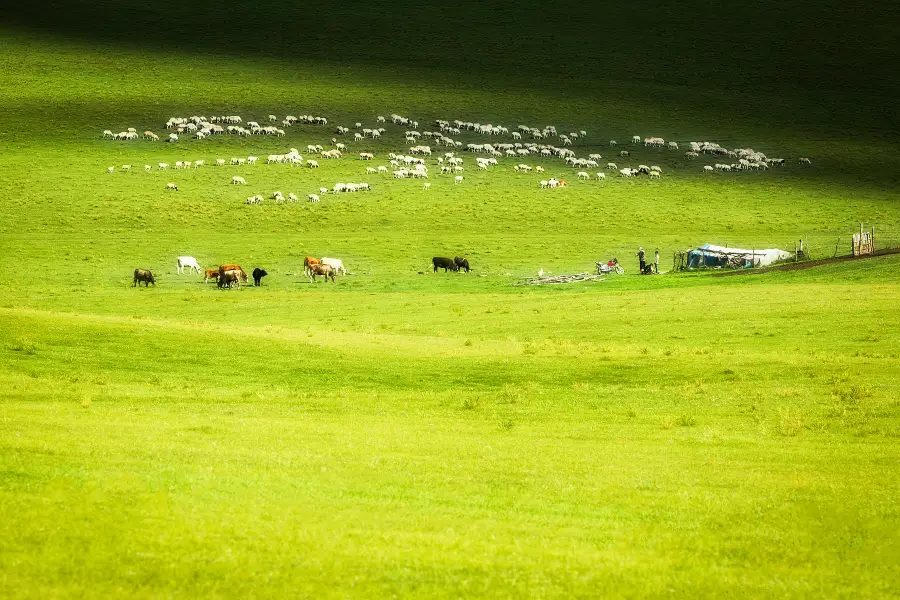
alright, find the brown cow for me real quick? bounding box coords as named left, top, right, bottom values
left=218, top=269, right=242, bottom=289
left=308, top=263, right=335, bottom=283
left=219, top=264, right=248, bottom=282
left=303, top=256, right=320, bottom=276
left=133, top=268, right=155, bottom=287
left=204, top=269, right=220, bottom=283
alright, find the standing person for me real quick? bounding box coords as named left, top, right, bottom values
left=654, top=248, right=660, bottom=274
left=636, top=247, right=646, bottom=273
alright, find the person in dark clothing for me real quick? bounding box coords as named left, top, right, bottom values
left=636, top=247, right=646, bottom=273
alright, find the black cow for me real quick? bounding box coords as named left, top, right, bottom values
left=133, top=268, right=155, bottom=287
left=432, top=257, right=458, bottom=272
left=454, top=256, right=471, bottom=273
left=252, top=268, right=268, bottom=286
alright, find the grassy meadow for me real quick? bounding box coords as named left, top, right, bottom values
left=2, top=3, right=900, bottom=597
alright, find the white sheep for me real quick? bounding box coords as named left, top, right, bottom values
left=799, top=157, right=812, bottom=164
left=288, top=193, right=298, bottom=202
left=606, top=162, right=617, bottom=170
left=247, top=156, right=258, bottom=165
left=307, top=160, right=319, bottom=168
left=609, top=140, right=617, bottom=147
left=144, top=165, right=151, bottom=172
left=319, top=187, right=329, bottom=195
left=596, top=173, right=606, bottom=180
left=703, top=165, right=714, bottom=172
left=307, top=194, right=320, bottom=202
left=107, top=166, right=115, bottom=174
left=423, top=183, right=431, bottom=191
left=649, top=171, right=661, bottom=179
left=454, top=175, right=464, bottom=184
left=158, top=163, right=169, bottom=170
left=232, top=176, right=247, bottom=185
left=165, top=183, right=178, bottom=191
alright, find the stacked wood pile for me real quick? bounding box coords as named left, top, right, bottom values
left=517, top=273, right=605, bottom=286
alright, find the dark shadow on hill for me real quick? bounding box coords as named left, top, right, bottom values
left=6, top=0, right=899, bottom=132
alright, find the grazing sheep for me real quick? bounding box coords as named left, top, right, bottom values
left=307, top=160, right=319, bottom=168
left=158, top=163, right=169, bottom=170
left=107, top=166, right=115, bottom=174
left=307, top=194, right=320, bottom=202
left=596, top=172, right=606, bottom=180
left=168, top=133, right=178, bottom=143
left=121, top=164, right=131, bottom=171
left=232, top=176, right=247, bottom=185
left=606, top=162, right=617, bottom=170
left=632, top=135, right=641, bottom=144
left=799, top=157, right=812, bottom=164
left=102, top=130, right=114, bottom=138
left=454, top=175, right=464, bottom=184
left=539, top=180, right=550, bottom=189
left=703, top=165, right=714, bottom=172
left=577, top=171, right=590, bottom=180
left=423, top=183, right=431, bottom=191
left=165, top=183, right=178, bottom=191
left=366, top=167, right=377, bottom=174
left=247, top=156, right=258, bottom=165
left=619, top=150, right=630, bottom=157
left=319, top=187, right=329, bottom=195
left=144, top=165, right=151, bottom=172
left=609, top=140, right=617, bottom=147
left=649, top=171, right=661, bottom=179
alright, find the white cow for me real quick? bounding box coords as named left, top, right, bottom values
left=176, top=256, right=201, bottom=274
left=321, top=257, right=347, bottom=275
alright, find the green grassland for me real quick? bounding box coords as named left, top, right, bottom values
left=1, top=2, right=900, bottom=597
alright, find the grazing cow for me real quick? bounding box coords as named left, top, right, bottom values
left=204, top=269, right=220, bottom=283
left=303, top=256, right=320, bottom=276
left=219, top=264, right=248, bottom=282
left=454, top=256, right=471, bottom=273
left=133, top=268, right=155, bottom=287
left=432, top=257, right=458, bottom=272
left=252, top=268, right=268, bottom=286
left=218, top=270, right=242, bottom=289
left=176, top=256, right=201, bottom=275
left=320, top=257, right=347, bottom=276
left=308, top=263, right=335, bottom=283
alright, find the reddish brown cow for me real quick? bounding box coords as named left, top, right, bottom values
left=204, top=269, right=220, bottom=283
left=303, top=256, right=320, bottom=275
left=219, top=264, right=248, bottom=282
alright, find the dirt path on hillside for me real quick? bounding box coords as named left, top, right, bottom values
left=711, top=247, right=900, bottom=277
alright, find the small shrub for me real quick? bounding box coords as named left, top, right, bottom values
left=627, top=409, right=637, bottom=418
left=661, top=417, right=674, bottom=430
left=639, top=347, right=649, bottom=355
left=500, top=384, right=521, bottom=404
left=778, top=408, right=804, bottom=437
left=678, top=414, right=697, bottom=427
left=80, top=395, right=92, bottom=409
left=9, top=337, right=36, bottom=354
left=497, top=416, right=515, bottom=431
left=461, top=397, right=480, bottom=410
left=834, top=383, right=872, bottom=405
left=464, top=339, right=473, bottom=347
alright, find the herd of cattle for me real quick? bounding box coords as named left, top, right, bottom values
left=133, top=254, right=473, bottom=288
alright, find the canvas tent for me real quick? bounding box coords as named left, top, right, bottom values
left=685, top=244, right=792, bottom=269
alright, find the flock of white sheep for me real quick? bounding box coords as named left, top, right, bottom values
left=103, top=111, right=811, bottom=204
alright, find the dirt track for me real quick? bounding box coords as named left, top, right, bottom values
left=711, top=247, right=900, bottom=277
